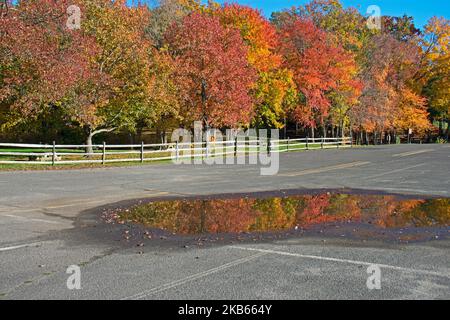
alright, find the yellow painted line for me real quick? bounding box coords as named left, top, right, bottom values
left=0, top=214, right=62, bottom=225
left=142, top=191, right=170, bottom=197
left=365, top=163, right=426, bottom=179
left=0, top=208, right=39, bottom=214
left=0, top=192, right=172, bottom=214
left=43, top=192, right=170, bottom=209
left=44, top=201, right=104, bottom=209
left=279, top=161, right=371, bottom=177
left=392, top=149, right=434, bottom=158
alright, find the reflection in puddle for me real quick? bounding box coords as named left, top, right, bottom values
left=108, top=193, right=450, bottom=242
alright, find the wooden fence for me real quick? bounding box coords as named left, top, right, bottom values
left=0, top=137, right=352, bottom=165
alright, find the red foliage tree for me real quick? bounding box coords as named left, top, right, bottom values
left=0, top=0, right=99, bottom=127
left=165, top=12, right=256, bottom=128
left=278, top=17, right=357, bottom=136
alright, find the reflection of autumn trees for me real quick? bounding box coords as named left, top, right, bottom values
left=250, top=198, right=297, bottom=231
left=295, top=194, right=361, bottom=227
left=364, top=198, right=450, bottom=228
left=119, top=195, right=450, bottom=234
left=126, top=199, right=258, bottom=234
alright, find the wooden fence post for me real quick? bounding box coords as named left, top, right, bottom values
left=175, top=141, right=179, bottom=161
left=140, top=141, right=144, bottom=163
left=234, top=137, right=238, bottom=157
left=287, top=138, right=290, bottom=152
left=52, top=141, right=56, bottom=166
left=306, top=136, right=309, bottom=150
left=321, top=138, right=324, bottom=149
left=102, top=142, right=106, bottom=165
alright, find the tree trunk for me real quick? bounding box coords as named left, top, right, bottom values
left=310, top=127, right=315, bottom=140
left=129, top=133, right=134, bottom=149
left=200, top=201, right=206, bottom=234
left=85, top=127, right=116, bottom=156
left=446, top=119, right=450, bottom=142
left=85, top=132, right=94, bottom=156
left=137, top=126, right=144, bottom=143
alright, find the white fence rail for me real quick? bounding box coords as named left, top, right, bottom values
left=0, top=137, right=352, bottom=165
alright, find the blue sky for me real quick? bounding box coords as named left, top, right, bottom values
left=210, top=0, right=449, bottom=29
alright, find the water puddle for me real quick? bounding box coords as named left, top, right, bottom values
left=103, top=191, right=450, bottom=244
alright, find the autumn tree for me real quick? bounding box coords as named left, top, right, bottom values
left=0, top=0, right=99, bottom=133
left=273, top=1, right=365, bottom=138
left=214, top=4, right=297, bottom=129
left=251, top=69, right=298, bottom=129
left=145, top=0, right=203, bottom=49
left=140, top=48, right=181, bottom=143
left=215, top=3, right=280, bottom=72
left=276, top=0, right=368, bottom=52
left=355, top=33, right=430, bottom=142
left=0, top=0, right=164, bottom=151
left=419, top=17, right=450, bottom=140
left=165, top=12, right=256, bottom=128
left=278, top=17, right=360, bottom=137
left=382, top=15, right=421, bottom=42
left=65, top=0, right=155, bottom=152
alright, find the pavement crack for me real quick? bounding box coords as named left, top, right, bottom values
left=40, top=210, right=76, bottom=222
left=1, top=247, right=119, bottom=298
